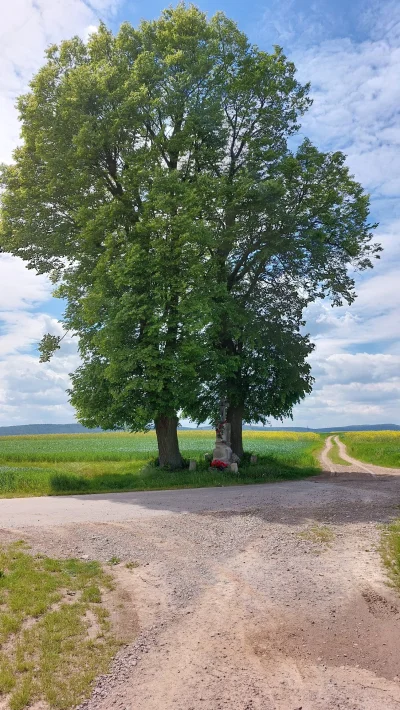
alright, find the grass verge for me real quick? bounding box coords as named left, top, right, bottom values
left=0, top=542, right=120, bottom=710
left=381, top=519, right=400, bottom=591
left=342, top=431, right=400, bottom=468
left=0, top=432, right=324, bottom=498
left=0, top=455, right=322, bottom=498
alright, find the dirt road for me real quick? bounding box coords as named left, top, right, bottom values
left=321, top=435, right=400, bottom=476
left=1, top=439, right=400, bottom=709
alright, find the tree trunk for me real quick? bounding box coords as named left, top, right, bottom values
left=155, top=415, right=183, bottom=469
left=227, top=404, right=244, bottom=458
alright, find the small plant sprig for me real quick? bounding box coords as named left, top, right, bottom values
left=107, top=556, right=121, bottom=566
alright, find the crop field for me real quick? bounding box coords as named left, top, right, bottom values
left=0, top=430, right=322, bottom=498
left=341, top=431, right=400, bottom=468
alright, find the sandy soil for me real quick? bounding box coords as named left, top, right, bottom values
left=1, top=438, right=400, bottom=710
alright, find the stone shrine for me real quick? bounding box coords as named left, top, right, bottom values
left=212, top=397, right=233, bottom=464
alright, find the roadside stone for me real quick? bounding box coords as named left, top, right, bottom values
left=230, top=463, right=238, bottom=473
left=250, top=455, right=258, bottom=464
left=189, top=460, right=197, bottom=471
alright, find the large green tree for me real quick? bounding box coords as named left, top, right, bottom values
left=0, top=5, right=380, bottom=464
left=186, top=136, right=381, bottom=454
left=189, top=278, right=314, bottom=456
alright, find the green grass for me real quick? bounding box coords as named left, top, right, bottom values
left=327, top=437, right=349, bottom=466
left=341, top=431, right=400, bottom=468
left=0, top=431, right=323, bottom=498
left=298, top=524, right=335, bottom=545
left=125, top=561, right=139, bottom=570
left=381, top=519, right=400, bottom=591
left=0, top=430, right=321, bottom=463
left=0, top=542, right=120, bottom=710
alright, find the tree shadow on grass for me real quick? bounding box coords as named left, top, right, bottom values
left=48, top=456, right=320, bottom=496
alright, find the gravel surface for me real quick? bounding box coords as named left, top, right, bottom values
left=1, top=438, right=400, bottom=710
left=0, top=477, right=397, bottom=528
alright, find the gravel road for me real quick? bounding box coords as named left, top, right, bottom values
left=1, top=438, right=400, bottom=710
left=0, top=477, right=397, bottom=528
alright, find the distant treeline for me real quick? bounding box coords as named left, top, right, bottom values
left=0, top=423, right=399, bottom=437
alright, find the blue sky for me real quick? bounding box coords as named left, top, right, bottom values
left=0, top=0, right=399, bottom=427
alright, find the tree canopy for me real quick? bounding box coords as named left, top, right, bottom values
left=0, top=5, right=380, bottom=463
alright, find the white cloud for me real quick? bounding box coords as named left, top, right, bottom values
left=0, top=255, right=51, bottom=310
left=0, top=254, right=79, bottom=424
left=83, top=24, right=100, bottom=42
left=312, top=353, right=400, bottom=384
left=0, top=0, right=120, bottom=425
left=0, top=0, right=120, bottom=163
left=293, top=258, right=400, bottom=426
left=262, top=0, right=400, bottom=427
left=0, top=329, right=80, bottom=425
left=0, top=311, right=79, bottom=425
left=292, top=26, right=400, bottom=207
left=274, top=350, right=400, bottom=428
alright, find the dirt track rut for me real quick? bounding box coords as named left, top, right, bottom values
left=321, top=435, right=400, bottom=476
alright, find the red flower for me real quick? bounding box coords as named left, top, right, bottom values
left=216, top=420, right=227, bottom=438
left=211, top=459, right=229, bottom=470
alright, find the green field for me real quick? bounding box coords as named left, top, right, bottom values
left=0, top=431, right=323, bottom=498
left=341, top=431, right=400, bottom=468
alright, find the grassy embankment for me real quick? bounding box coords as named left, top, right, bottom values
left=341, top=431, right=400, bottom=468
left=0, top=430, right=323, bottom=498
left=0, top=542, right=122, bottom=710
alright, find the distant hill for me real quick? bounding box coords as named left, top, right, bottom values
left=242, top=424, right=400, bottom=433
left=313, top=424, right=400, bottom=433
left=199, top=423, right=400, bottom=432
left=0, top=422, right=398, bottom=437
left=0, top=423, right=103, bottom=437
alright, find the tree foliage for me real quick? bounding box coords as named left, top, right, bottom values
left=0, top=5, right=380, bottom=461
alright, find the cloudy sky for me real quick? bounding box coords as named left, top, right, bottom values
left=0, top=0, right=399, bottom=428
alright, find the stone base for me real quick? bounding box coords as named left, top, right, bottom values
left=212, top=441, right=232, bottom=465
